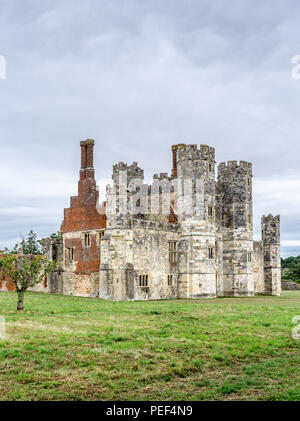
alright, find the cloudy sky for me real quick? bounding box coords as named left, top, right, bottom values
left=0, top=0, right=300, bottom=257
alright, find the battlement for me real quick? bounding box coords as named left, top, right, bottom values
left=262, top=214, right=280, bottom=224
left=113, top=161, right=144, bottom=180
left=175, top=143, right=215, bottom=162
left=218, top=160, right=252, bottom=177
left=153, top=173, right=170, bottom=181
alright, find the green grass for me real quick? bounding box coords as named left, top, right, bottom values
left=0, top=291, right=300, bottom=401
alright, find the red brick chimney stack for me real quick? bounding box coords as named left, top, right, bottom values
left=80, top=139, right=95, bottom=170
left=80, top=139, right=95, bottom=181
left=171, top=144, right=187, bottom=178
left=171, top=146, right=177, bottom=178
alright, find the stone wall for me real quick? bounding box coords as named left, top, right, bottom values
left=62, top=230, right=102, bottom=297
left=282, top=281, right=300, bottom=291
left=100, top=220, right=179, bottom=301
left=253, top=241, right=264, bottom=294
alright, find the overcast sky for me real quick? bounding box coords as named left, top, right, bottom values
left=0, top=0, right=300, bottom=257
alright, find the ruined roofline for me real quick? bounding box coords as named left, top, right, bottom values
left=172, top=143, right=215, bottom=154
left=153, top=173, right=171, bottom=181
left=113, top=161, right=141, bottom=170
left=174, top=143, right=216, bottom=161
left=262, top=214, right=280, bottom=221
left=110, top=143, right=217, bottom=182
left=112, top=162, right=172, bottom=183
left=218, top=160, right=253, bottom=176
left=112, top=161, right=144, bottom=179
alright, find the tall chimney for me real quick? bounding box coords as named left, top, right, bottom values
left=171, top=145, right=177, bottom=178
left=80, top=139, right=95, bottom=181
left=171, top=144, right=186, bottom=178
left=80, top=139, right=95, bottom=170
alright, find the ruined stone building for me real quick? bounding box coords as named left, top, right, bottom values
left=37, top=139, right=281, bottom=301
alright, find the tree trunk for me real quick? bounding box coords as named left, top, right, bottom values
left=17, top=290, right=24, bottom=311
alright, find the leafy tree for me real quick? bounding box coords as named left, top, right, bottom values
left=50, top=231, right=62, bottom=240
left=18, top=230, right=43, bottom=255
left=0, top=250, right=57, bottom=311
left=9, top=243, right=20, bottom=255
left=281, top=255, right=300, bottom=282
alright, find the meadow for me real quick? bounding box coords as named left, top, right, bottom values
left=0, top=291, right=300, bottom=401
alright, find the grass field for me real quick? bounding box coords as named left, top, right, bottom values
left=0, top=291, right=300, bottom=401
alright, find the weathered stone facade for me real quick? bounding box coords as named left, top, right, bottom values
left=41, top=140, right=281, bottom=300
left=216, top=161, right=254, bottom=297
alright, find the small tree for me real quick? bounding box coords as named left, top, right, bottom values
left=0, top=249, right=57, bottom=311
left=19, top=230, right=43, bottom=255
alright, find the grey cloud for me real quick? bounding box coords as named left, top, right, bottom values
left=0, top=0, right=300, bottom=256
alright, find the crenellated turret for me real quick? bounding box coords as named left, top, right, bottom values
left=174, top=144, right=217, bottom=299
left=106, top=161, right=145, bottom=228
left=217, top=160, right=254, bottom=297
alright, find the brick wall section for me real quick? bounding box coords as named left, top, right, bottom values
left=64, top=235, right=100, bottom=274
left=61, top=140, right=106, bottom=233
left=60, top=139, right=106, bottom=278
left=0, top=270, right=15, bottom=291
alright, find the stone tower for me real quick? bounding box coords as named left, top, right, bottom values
left=262, top=215, right=281, bottom=296
left=217, top=161, right=254, bottom=296
left=175, top=144, right=217, bottom=298
left=106, top=161, right=145, bottom=229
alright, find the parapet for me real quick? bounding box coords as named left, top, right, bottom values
left=218, top=160, right=252, bottom=177
left=153, top=173, right=170, bottom=181
left=262, top=214, right=280, bottom=224
left=112, top=161, right=144, bottom=180
left=176, top=144, right=215, bottom=162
